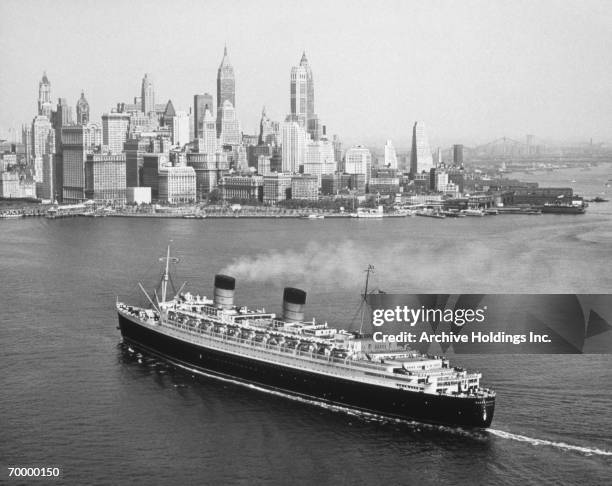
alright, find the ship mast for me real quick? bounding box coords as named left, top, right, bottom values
left=161, top=245, right=170, bottom=303
left=359, top=265, right=375, bottom=335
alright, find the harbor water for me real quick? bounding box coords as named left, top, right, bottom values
left=1, top=165, right=612, bottom=485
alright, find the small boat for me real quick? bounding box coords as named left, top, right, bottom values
left=442, top=210, right=465, bottom=218
left=416, top=209, right=446, bottom=219
left=462, top=209, right=486, bottom=217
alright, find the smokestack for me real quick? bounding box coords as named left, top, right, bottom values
left=214, top=274, right=235, bottom=309
left=282, top=287, right=306, bottom=322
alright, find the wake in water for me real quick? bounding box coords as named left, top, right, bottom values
left=488, top=428, right=612, bottom=457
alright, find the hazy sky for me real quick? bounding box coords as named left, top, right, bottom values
left=1, top=0, right=611, bottom=149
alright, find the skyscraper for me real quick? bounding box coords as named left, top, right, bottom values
left=31, top=115, right=54, bottom=183
left=198, top=108, right=218, bottom=155
left=162, top=100, right=176, bottom=127
left=453, top=144, right=464, bottom=166
left=194, top=93, right=214, bottom=140
left=38, top=72, right=53, bottom=118
left=53, top=98, right=73, bottom=159
left=219, top=100, right=241, bottom=146
left=259, top=106, right=279, bottom=146
left=61, top=125, right=90, bottom=202
left=76, top=91, right=90, bottom=125
left=290, top=52, right=319, bottom=141
left=216, top=46, right=235, bottom=137
left=55, top=98, right=74, bottom=127
left=40, top=153, right=55, bottom=201
left=281, top=121, right=307, bottom=173
left=124, top=137, right=151, bottom=188
left=332, top=135, right=342, bottom=164
left=384, top=140, right=398, bottom=169
left=31, top=116, right=53, bottom=159
left=102, top=112, right=130, bottom=154
left=22, top=124, right=32, bottom=165
left=410, top=121, right=434, bottom=175
left=141, top=73, right=155, bottom=115
left=234, top=145, right=248, bottom=172
left=85, top=153, right=127, bottom=203
left=303, top=139, right=336, bottom=186
left=344, top=146, right=372, bottom=183
left=171, top=111, right=190, bottom=147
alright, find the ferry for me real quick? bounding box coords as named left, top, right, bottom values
left=415, top=209, right=446, bottom=219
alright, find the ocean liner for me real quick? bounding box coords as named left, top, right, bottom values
left=117, top=248, right=496, bottom=428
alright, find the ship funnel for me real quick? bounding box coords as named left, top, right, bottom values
left=282, top=287, right=306, bottom=322
left=214, top=274, right=235, bottom=309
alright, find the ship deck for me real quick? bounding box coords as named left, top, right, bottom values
left=117, top=305, right=494, bottom=399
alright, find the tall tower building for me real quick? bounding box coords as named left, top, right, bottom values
left=171, top=111, right=190, bottom=147
left=216, top=46, right=235, bottom=137
left=259, top=106, right=279, bottom=146
left=332, top=135, right=342, bottom=164
left=281, top=120, right=307, bottom=173
left=344, top=146, right=372, bottom=183
left=453, top=144, right=464, bottom=166
left=85, top=153, right=127, bottom=203
left=22, top=124, right=32, bottom=165
left=102, top=112, right=130, bottom=154
left=290, top=52, right=319, bottom=141
left=198, top=108, right=218, bottom=155
left=76, top=91, right=90, bottom=125
left=55, top=98, right=74, bottom=127
left=384, top=140, right=398, bottom=169
left=303, top=139, right=336, bottom=185
left=53, top=98, right=73, bottom=153
left=38, top=72, right=53, bottom=118
left=220, top=100, right=241, bottom=146
left=410, top=121, right=434, bottom=175
left=31, top=115, right=53, bottom=159
left=141, top=73, right=155, bottom=115
left=162, top=100, right=176, bottom=127
left=194, top=93, right=214, bottom=140
left=61, top=125, right=91, bottom=202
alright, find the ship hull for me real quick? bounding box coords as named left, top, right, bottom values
left=118, top=313, right=495, bottom=428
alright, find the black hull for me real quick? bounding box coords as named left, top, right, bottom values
left=118, top=314, right=495, bottom=428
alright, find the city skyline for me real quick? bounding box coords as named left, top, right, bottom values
left=1, top=0, right=611, bottom=147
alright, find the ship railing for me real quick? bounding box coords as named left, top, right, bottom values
left=158, top=319, right=426, bottom=384
left=121, top=310, right=471, bottom=391
left=167, top=314, right=344, bottom=349
left=149, top=317, right=491, bottom=396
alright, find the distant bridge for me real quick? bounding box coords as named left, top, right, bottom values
left=468, top=136, right=541, bottom=158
